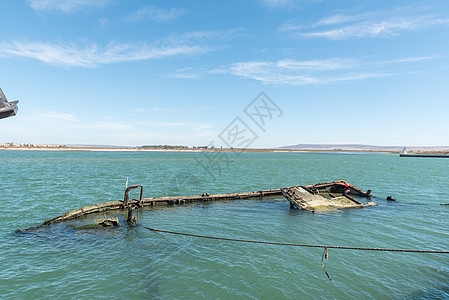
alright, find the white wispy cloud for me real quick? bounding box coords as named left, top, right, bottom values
left=41, top=111, right=78, bottom=121
left=0, top=39, right=209, bottom=67
left=260, top=0, right=316, bottom=9
left=169, top=67, right=202, bottom=79
left=134, top=120, right=212, bottom=130
left=278, top=22, right=303, bottom=32
left=0, top=28, right=241, bottom=67
left=303, top=17, right=437, bottom=39
left=91, top=122, right=133, bottom=130
left=213, top=58, right=359, bottom=85
left=261, top=0, right=292, bottom=8
left=214, top=56, right=436, bottom=85
left=314, top=12, right=380, bottom=26
left=379, top=56, right=441, bottom=65
left=193, top=124, right=213, bottom=131
left=174, top=28, right=245, bottom=41
left=150, top=121, right=188, bottom=127
left=124, top=6, right=186, bottom=23
left=280, top=6, right=449, bottom=40
left=130, top=108, right=145, bottom=113
left=276, top=58, right=357, bottom=70
left=27, top=0, right=111, bottom=13
left=150, top=107, right=171, bottom=112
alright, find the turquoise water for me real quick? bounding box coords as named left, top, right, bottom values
left=1, top=150, right=448, bottom=299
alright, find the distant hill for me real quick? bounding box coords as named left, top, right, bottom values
left=279, top=144, right=449, bottom=152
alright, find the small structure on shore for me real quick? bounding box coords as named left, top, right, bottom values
left=400, top=147, right=449, bottom=158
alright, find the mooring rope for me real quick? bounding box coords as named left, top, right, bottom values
left=143, top=226, right=449, bottom=281
left=143, top=226, right=449, bottom=254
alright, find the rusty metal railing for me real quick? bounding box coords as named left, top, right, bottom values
left=123, top=184, right=143, bottom=208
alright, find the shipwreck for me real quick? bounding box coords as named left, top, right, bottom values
left=19, top=180, right=378, bottom=231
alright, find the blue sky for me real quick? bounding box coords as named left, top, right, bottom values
left=1, top=0, right=448, bottom=147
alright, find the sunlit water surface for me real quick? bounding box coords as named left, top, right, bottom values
left=1, top=151, right=448, bottom=299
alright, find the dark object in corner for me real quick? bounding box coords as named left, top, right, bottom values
left=0, top=88, right=19, bottom=120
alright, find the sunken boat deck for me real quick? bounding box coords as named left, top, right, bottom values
left=282, top=181, right=376, bottom=210
left=23, top=180, right=377, bottom=231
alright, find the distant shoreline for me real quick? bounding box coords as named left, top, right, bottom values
left=1, top=146, right=448, bottom=155
left=0, top=146, right=400, bottom=153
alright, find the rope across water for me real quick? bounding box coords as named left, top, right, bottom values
left=144, top=226, right=449, bottom=254
left=144, top=226, right=449, bottom=280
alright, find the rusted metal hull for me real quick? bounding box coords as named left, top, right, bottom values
left=40, top=188, right=283, bottom=226
left=23, top=181, right=376, bottom=231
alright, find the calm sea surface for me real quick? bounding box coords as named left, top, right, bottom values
left=1, top=150, right=448, bottom=299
